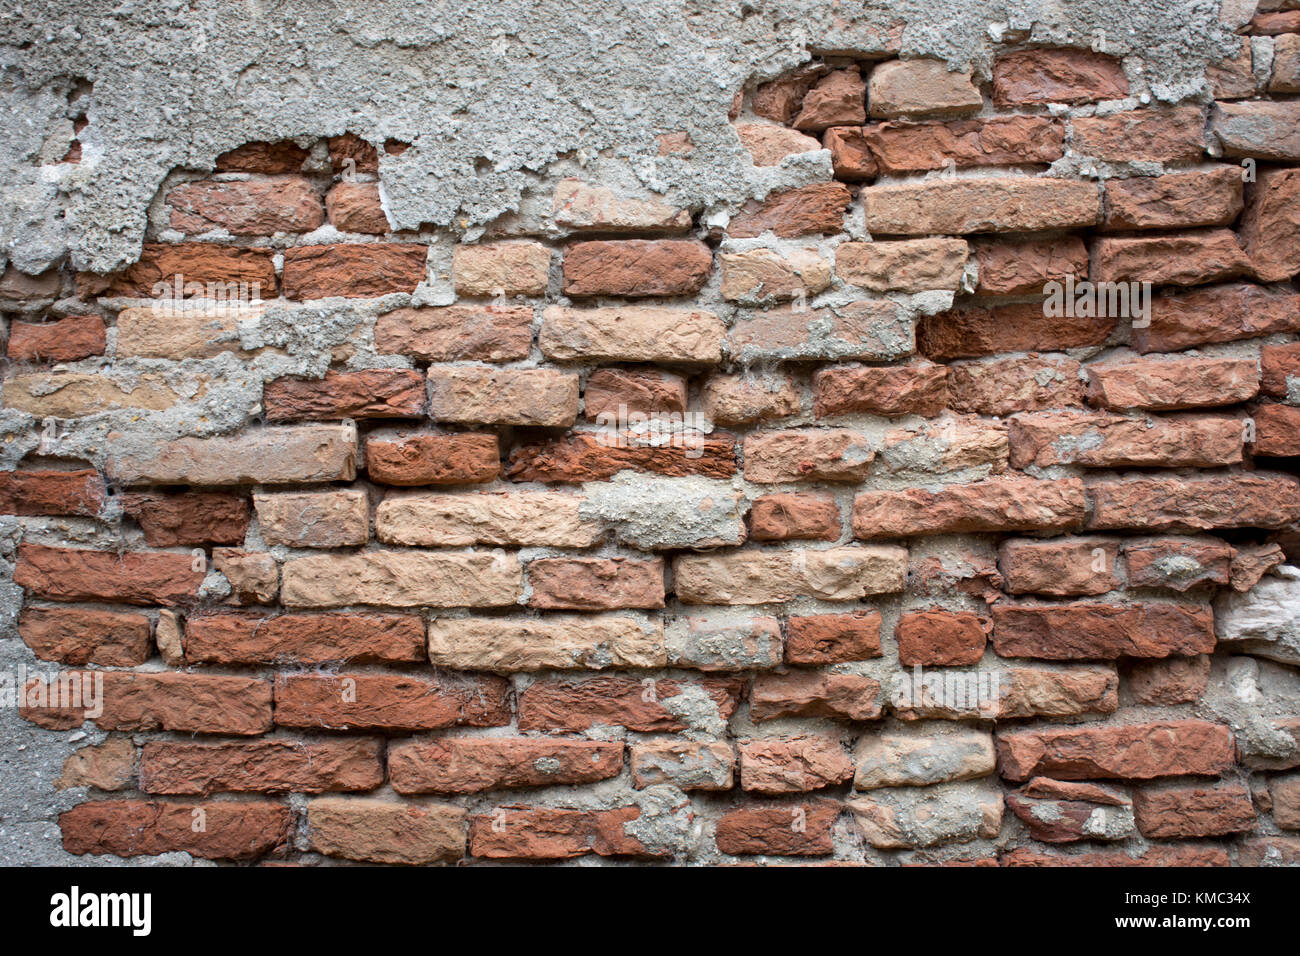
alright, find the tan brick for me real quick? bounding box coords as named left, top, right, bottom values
left=552, top=180, right=692, bottom=233
left=308, top=798, right=465, bottom=864
left=426, top=614, right=665, bottom=670
left=452, top=241, right=551, bottom=296
left=863, top=178, right=1099, bottom=235
left=254, top=489, right=369, bottom=547
left=373, top=305, right=533, bottom=362
left=376, top=490, right=602, bottom=547
left=280, top=550, right=521, bottom=608
left=106, top=425, right=357, bottom=486
left=674, top=546, right=907, bottom=604
left=868, top=60, right=982, bottom=118
left=540, top=306, right=724, bottom=364
left=426, top=365, right=578, bottom=426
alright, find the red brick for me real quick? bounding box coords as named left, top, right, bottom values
left=140, top=739, right=384, bottom=794
left=184, top=612, right=425, bottom=665
left=1086, top=356, right=1259, bottom=410
left=727, top=300, right=912, bottom=363
left=215, top=140, right=308, bottom=173
left=373, top=305, right=532, bottom=362
left=743, top=428, right=874, bottom=483
left=506, top=431, right=736, bottom=482
left=1071, top=106, right=1206, bottom=163
left=852, top=477, right=1085, bottom=538
left=823, top=126, right=877, bottom=180
left=749, top=493, right=841, bottom=541
left=864, top=178, right=1099, bottom=235
left=1254, top=403, right=1300, bottom=456
left=274, top=673, right=510, bottom=731
left=325, top=182, right=389, bottom=234
left=1124, top=654, right=1212, bottom=705
left=1239, top=166, right=1300, bottom=282
left=1089, top=230, right=1251, bottom=287
left=18, top=607, right=152, bottom=667
left=61, top=800, right=291, bottom=860
left=1261, top=342, right=1300, bottom=398
left=1133, top=783, right=1256, bottom=838
left=469, top=805, right=670, bottom=860
left=972, top=236, right=1088, bottom=296
left=6, top=315, right=106, bottom=362
left=999, top=536, right=1121, bottom=597
left=919, top=301, right=1115, bottom=361
left=793, top=67, right=866, bottom=131
left=1085, top=473, right=1300, bottom=531
left=13, top=543, right=203, bottom=606
left=1102, top=168, right=1244, bottom=231
left=992, top=48, right=1128, bottom=105
left=562, top=240, right=711, bottom=296
left=527, top=557, right=664, bottom=610
left=365, top=432, right=499, bottom=485
left=119, top=491, right=249, bottom=547
left=991, top=602, right=1215, bottom=660
left=813, top=361, right=947, bottom=417
left=738, top=736, right=854, bottom=793
left=517, top=675, right=742, bottom=732
left=995, top=719, right=1234, bottom=781
left=897, top=609, right=988, bottom=666
left=750, top=672, right=884, bottom=721
left=1008, top=411, right=1243, bottom=469
left=752, top=64, right=828, bottom=124
left=728, top=182, right=851, bottom=238
left=946, top=355, right=1085, bottom=415
left=1135, top=283, right=1300, bottom=353
left=786, top=611, right=882, bottom=665
left=98, top=242, right=276, bottom=298
left=389, top=738, right=623, bottom=794
left=584, top=367, right=687, bottom=420
left=1124, top=537, right=1234, bottom=592
left=96, top=672, right=273, bottom=735
left=0, top=470, right=104, bottom=517
left=168, top=178, right=324, bottom=235
left=1002, top=845, right=1229, bottom=867
left=281, top=243, right=427, bottom=299
left=715, top=800, right=839, bottom=856
left=307, top=797, right=464, bottom=864
left=264, top=369, right=425, bottom=421
left=861, top=116, right=1065, bottom=174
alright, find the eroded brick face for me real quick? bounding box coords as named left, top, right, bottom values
left=11, top=39, right=1300, bottom=870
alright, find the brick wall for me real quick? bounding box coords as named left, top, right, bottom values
left=5, top=28, right=1300, bottom=865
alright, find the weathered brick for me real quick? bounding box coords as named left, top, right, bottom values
left=365, top=432, right=499, bottom=485
left=373, top=305, right=533, bottom=362
left=715, top=800, right=840, bottom=856
left=1124, top=653, right=1212, bottom=705
left=813, top=361, right=947, bottom=418
left=1089, top=230, right=1251, bottom=287
left=1133, top=783, right=1256, bottom=838
left=786, top=611, right=882, bottom=664
left=506, top=431, right=736, bottom=482
left=106, top=425, right=357, bottom=486
left=1262, top=343, right=1300, bottom=398
left=752, top=63, right=828, bottom=124
left=999, top=536, right=1121, bottom=596
left=215, top=140, right=308, bottom=173
left=18, top=607, right=152, bottom=667
left=562, top=240, right=711, bottom=297
left=274, top=673, right=511, bottom=731
left=114, top=304, right=253, bottom=359
left=6, top=315, right=105, bottom=362
left=1239, top=167, right=1300, bottom=282
left=719, top=248, right=831, bottom=303
left=896, top=663, right=1119, bottom=720
left=1072, top=106, right=1206, bottom=163
left=728, top=300, right=914, bottom=363
left=453, top=241, right=550, bottom=297
left=584, top=367, right=688, bottom=420
left=749, top=492, right=841, bottom=542
left=427, top=614, right=665, bottom=670
left=517, top=675, right=742, bottom=732
left=325, top=181, right=389, bottom=234
left=1086, top=356, right=1258, bottom=410
left=991, top=602, right=1216, bottom=660
left=1102, top=167, right=1244, bottom=230
left=665, top=613, right=782, bottom=670
left=852, top=477, right=1085, bottom=538
left=675, top=546, right=906, bottom=605
left=0, top=469, right=104, bottom=517
left=376, top=490, right=601, bottom=547
left=631, top=740, right=735, bottom=790
left=254, top=489, right=368, bottom=548
left=527, top=557, right=664, bottom=610
left=1124, top=536, right=1235, bottom=592
left=213, top=549, right=279, bottom=604
left=552, top=180, right=692, bottom=233
left=119, top=491, right=249, bottom=547
left=308, top=798, right=465, bottom=864
left=896, top=609, right=989, bottom=666
left=972, top=236, right=1088, bottom=296
left=793, top=67, right=866, bottom=130
left=868, top=59, right=981, bottom=117
left=1211, top=100, right=1300, bottom=161
left=946, top=355, right=1085, bottom=415
left=919, top=301, right=1114, bottom=361
left=823, top=126, right=877, bottom=180
left=743, top=427, right=874, bottom=483
left=469, top=805, right=669, bottom=860
left=739, top=736, right=854, bottom=794
left=281, top=243, right=427, bottom=299
left=854, top=725, right=995, bottom=789
left=327, top=133, right=378, bottom=173
left=1008, top=411, right=1243, bottom=468
left=140, top=739, right=383, bottom=794
left=99, top=242, right=276, bottom=298
left=13, top=543, right=203, bottom=606
left=1255, top=402, right=1300, bottom=456
left=995, top=720, right=1234, bottom=781
left=427, top=365, right=578, bottom=426
left=1085, top=473, right=1300, bottom=531
left=835, top=238, right=967, bottom=293
left=728, top=182, right=851, bottom=238
left=280, top=550, right=520, bottom=608
left=184, top=611, right=424, bottom=664
left=735, top=123, right=822, bottom=165
left=3, top=371, right=187, bottom=416
left=540, top=305, right=723, bottom=363
left=751, top=672, right=884, bottom=721
left=992, top=48, right=1127, bottom=105
left=390, top=738, right=623, bottom=794
left=862, top=116, right=1065, bottom=174
left=703, top=372, right=801, bottom=426
left=863, top=178, right=1099, bottom=236
left=95, top=672, right=273, bottom=735
left=56, top=737, right=135, bottom=792
left=265, top=369, right=425, bottom=421
left=168, top=178, right=324, bottom=234
left=61, top=800, right=291, bottom=860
